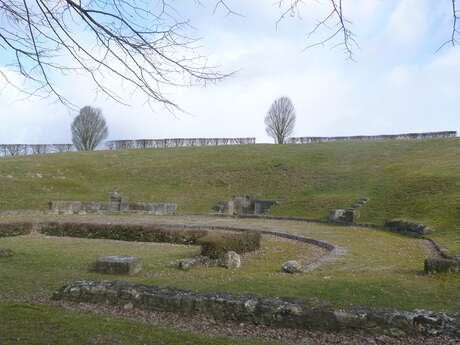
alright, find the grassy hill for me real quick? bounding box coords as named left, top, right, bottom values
left=1, top=138, right=459, bottom=253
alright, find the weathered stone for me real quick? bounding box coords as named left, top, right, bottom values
left=221, top=251, right=241, bottom=269
left=53, top=280, right=460, bottom=337
left=214, top=195, right=277, bottom=216
left=178, top=256, right=211, bottom=271
left=0, top=248, right=14, bottom=257
left=300, top=336, right=316, bottom=345
left=49, top=192, right=177, bottom=216
left=178, top=258, right=196, bottom=271
left=93, top=256, right=141, bottom=275
left=424, top=258, right=459, bottom=274
left=385, top=220, right=433, bottom=236
left=282, top=260, right=303, bottom=273
left=329, top=209, right=357, bottom=224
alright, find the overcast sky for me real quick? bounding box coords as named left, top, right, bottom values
left=0, top=0, right=459, bottom=144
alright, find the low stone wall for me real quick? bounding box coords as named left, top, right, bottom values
left=384, top=220, right=433, bottom=236
left=53, top=280, right=460, bottom=337
left=288, top=131, right=457, bottom=144
left=48, top=201, right=177, bottom=216
left=213, top=196, right=277, bottom=216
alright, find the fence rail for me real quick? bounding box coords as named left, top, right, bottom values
left=288, top=131, right=457, bottom=144
left=0, top=138, right=256, bottom=157
left=0, top=144, right=74, bottom=157
left=105, top=137, right=256, bottom=150
left=1, top=131, right=457, bottom=157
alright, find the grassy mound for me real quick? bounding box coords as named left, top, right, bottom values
left=0, top=138, right=459, bottom=253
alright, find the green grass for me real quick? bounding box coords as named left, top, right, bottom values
left=0, top=229, right=319, bottom=302
left=0, top=303, right=280, bottom=345
left=1, top=215, right=460, bottom=312
left=0, top=139, right=459, bottom=253
left=1, top=138, right=460, bottom=343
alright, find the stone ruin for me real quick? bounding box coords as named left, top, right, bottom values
left=49, top=191, right=177, bottom=216
left=178, top=251, right=241, bottom=271
left=329, top=197, right=369, bottom=224
left=213, top=195, right=277, bottom=216
left=93, top=256, right=142, bottom=275
left=53, top=280, right=460, bottom=337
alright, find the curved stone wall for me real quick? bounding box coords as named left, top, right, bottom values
left=53, top=280, right=460, bottom=337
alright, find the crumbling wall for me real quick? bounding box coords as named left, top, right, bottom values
left=53, top=280, right=460, bottom=337
left=214, top=196, right=277, bottom=216
left=48, top=192, right=176, bottom=215
left=329, top=197, right=369, bottom=225
left=384, top=220, right=433, bottom=236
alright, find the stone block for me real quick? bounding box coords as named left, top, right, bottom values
left=93, top=256, right=141, bottom=275
left=0, top=248, right=14, bottom=257
left=424, top=258, right=459, bottom=274
left=282, top=260, right=303, bottom=273
left=221, top=251, right=241, bottom=269
left=329, top=209, right=356, bottom=224
left=385, top=220, right=433, bottom=235
left=178, top=256, right=211, bottom=271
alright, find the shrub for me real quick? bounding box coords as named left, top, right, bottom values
left=0, top=222, right=33, bottom=237
left=39, top=222, right=208, bottom=244
left=199, top=231, right=261, bottom=259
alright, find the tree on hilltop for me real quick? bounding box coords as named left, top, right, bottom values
left=71, top=106, right=108, bottom=151
left=265, top=96, right=296, bottom=144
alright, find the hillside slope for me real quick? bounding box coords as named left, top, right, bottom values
left=1, top=138, right=459, bottom=252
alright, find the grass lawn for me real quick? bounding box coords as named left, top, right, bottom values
left=0, top=139, right=459, bottom=254
left=1, top=215, right=459, bottom=312
left=0, top=303, right=281, bottom=345
left=0, top=139, right=459, bottom=343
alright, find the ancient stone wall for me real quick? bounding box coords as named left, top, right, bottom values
left=48, top=201, right=177, bottom=215
left=288, top=131, right=457, bottom=144
left=53, top=280, right=460, bottom=337
left=329, top=197, right=369, bottom=225
left=384, top=220, right=433, bottom=236
left=214, top=196, right=277, bottom=216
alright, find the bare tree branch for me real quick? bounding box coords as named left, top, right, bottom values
left=0, top=0, right=229, bottom=109
left=276, top=0, right=357, bottom=59
left=1, top=0, right=459, bottom=107
left=437, top=0, right=459, bottom=52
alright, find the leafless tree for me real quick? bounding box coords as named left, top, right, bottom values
left=265, top=96, right=296, bottom=144
left=71, top=106, right=108, bottom=151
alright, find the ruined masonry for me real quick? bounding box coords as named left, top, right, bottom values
left=214, top=196, right=277, bottom=216
left=49, top=191, right=177, bottom=215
